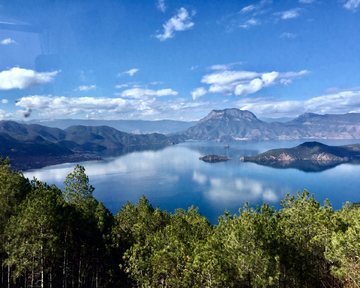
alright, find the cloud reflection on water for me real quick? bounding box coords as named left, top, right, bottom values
left=192, top=170, right=279, bottom=206
left=23, top=146, right=197, bottom=189
left=207, top=177, right=278, bottom=205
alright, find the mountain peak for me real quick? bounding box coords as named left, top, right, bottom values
left=199, top=108, right=257, bottom=123
left=292, top=112, right=320, bottom=122
left=297, top=141, right=328, bottom=148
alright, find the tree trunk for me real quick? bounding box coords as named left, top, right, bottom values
left=1, top=258, right=4, bottom=288
left=95, top=248, right=99, bottom=288
left=31, top=254, right=34, bottom=288
left=7, top=263, right=10, bottom=288
left=41, top=245, right=44, bottom=288
left=247, top=270, right=252, bottom=288
left=78, top=250, right=82, bottom=288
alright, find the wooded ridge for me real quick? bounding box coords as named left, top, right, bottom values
left=0, top=121, right=182, bottom=170
left=241, top=141, right=360, bottom=163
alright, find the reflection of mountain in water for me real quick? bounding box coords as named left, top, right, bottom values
left=247, top=159, right=358, bottom=173
left=97, top=144, right=170, bottom=157
left=184, top=143, right=260, bottom=161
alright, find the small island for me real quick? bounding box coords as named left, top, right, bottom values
left=199, top=154, right=231, bottom=163
left=240, top=141, right=360, bottom=172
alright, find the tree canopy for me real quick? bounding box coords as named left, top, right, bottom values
left=0, top=160, right=359, bottom=287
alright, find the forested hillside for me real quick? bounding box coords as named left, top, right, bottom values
left=1, top=158, right=359, bottom=287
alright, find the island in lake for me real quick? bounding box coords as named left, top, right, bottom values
left=199, top=155, right=231, bottom=163
left=241, top=141, right=360, bottom=172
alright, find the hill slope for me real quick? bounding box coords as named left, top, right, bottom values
left=0, top=121, right=182, bottom=169
left=241, top=141, right=360, bottom=165
left=26, top=119, right=197, bottom=134
left=176, top=109, right=287, bottom=141
left=284, top=113, right=360, bottom=139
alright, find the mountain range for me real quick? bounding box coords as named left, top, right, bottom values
left=176, top=109, right=360, bottom=141
left=25, top=119, right=197, bottom=134
left=0, top=121, right=181, bottom=170
left=2, top=108, right=360, bottom=169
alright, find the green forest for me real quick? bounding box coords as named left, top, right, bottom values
left=0, top=158, right=359, bottom=288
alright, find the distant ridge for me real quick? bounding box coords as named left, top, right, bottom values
left=0, top=121, right=183, bottom=170
left=177, top=109, right=360, bottom=141
left=25, top=119, right=197, bottom=134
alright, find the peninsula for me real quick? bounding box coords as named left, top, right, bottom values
left=241, top=142, right=360, bottom=171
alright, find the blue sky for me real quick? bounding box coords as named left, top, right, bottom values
left=0, top=0, right=360, bottom=121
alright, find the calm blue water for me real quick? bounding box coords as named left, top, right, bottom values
left=23, top=140, right=360, bottom=224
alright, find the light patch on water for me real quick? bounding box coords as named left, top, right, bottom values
left=206, top=177, right=279, bottom=205
left=192, top=171, right=207, bottom=184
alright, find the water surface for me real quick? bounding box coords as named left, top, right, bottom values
left=24, top=140, right=360, bottom=224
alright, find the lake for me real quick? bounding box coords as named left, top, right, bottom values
left=23, top=140, right=360, bottom=224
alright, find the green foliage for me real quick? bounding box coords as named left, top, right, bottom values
left=4, top=180, right=64, bottom=283
left=326, top=205, right=360, bottom=287
left=63, top=164, right=94, bottom=203
left=122, top=205, right=212, bottom=287
left=1, top=160, right=360, bottom=287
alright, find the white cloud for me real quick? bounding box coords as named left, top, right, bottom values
left=12, top=88, right=360, bottom=121
left=157, top=0, right=166, bottom=12
left=240, top=4, right=257, bottom=13
left=235, top=78, right=263, bottom=96
left=191, top=87, right=207, bottom=100
left=156, top=7, right=195, bottom=41
left=200, top=69, right=307, bottom=96
left=14, top=94, right=215, bottom=121
left=16, top=96, right=137, bottom=117
left=1, top=38, right=16, bottom=45
left=115, top=84, right=129, bottom=89
left=240, top=17, right=260, bottom=28
left=210, top=62, right=242, bottom=70
left=239, top=0, right=272, bottom=13
left=299, top=0, right=314, bottom=3
left=0, top=67, right=58, bottom=90
left=190, top=65, right=198, bottom=70
left=262, top=71, right=279, bottom=85
left=124, top=68, right=139, bottom=76
left=211, top=64, right=229, bottom=70
left=280, top=32, right=296, bottom=38
left=203, top=70, right=260, bottom=87
left=118, top=88, right=178, bottom=99
left=232, top=90, right=360, bottom=118
left=275, top=8, right=301, bottom=19
left=0, top=109, right=13, bottom=120
left=1, top=99, right=8, bottom=104
left=344, top=0, right=360, bottom=11
left=150, top=81, right=163, bottom=85
left=75, top=85, right=96, bottom=91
